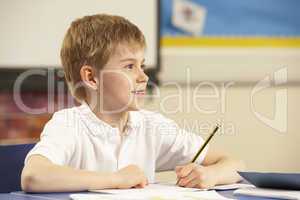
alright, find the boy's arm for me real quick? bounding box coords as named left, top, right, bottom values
left=175, top=148, right=245, bottom=188
left=21, top=155, right=148, bottom=193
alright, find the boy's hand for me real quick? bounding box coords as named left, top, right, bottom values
left=114, top=165, right=148, bottom=189
left=175, top=163, right=218, bottom=189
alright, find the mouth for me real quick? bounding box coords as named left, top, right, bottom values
left=131, top=89, right=146, bottom=95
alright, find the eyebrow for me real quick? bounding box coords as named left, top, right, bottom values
left=119, top=58, right=145, bottom=63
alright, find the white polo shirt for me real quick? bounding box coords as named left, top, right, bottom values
left=25, top=102, right=208, bottom=182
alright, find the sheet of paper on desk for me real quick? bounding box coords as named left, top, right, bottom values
left=159, top=181, right=254, bottom=191
left=212, top=183, right=255, bottom=190
left=89, top=182, right=206, bottom=194
left=71, top=190, right=232, bottom=200
left=70, top=183, right=234, bottom=200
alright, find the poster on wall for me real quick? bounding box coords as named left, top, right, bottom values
left=161, top=0, right=300, bottom=47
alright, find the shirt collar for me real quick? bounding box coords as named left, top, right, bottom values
left=76, top=101, right=143, bottom=137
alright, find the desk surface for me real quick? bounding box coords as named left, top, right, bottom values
left=0, top=190, right=279, bottom=200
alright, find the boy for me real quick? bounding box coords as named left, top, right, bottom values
left=21, top=14, right=245, bottom=192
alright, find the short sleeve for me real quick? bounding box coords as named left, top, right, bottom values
left=24, top=112, right=76, bottom=166
left=154, top=114, right=208, bottom=172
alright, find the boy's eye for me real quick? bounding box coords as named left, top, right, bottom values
left=141, top=64, right=146, bottom=70
left=125, top=64, right=134, bottom=70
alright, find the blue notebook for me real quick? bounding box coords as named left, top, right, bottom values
left=238, top=171, right=300, bottom=190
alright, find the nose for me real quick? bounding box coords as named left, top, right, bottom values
left=137, top=68, right=149, bottom=84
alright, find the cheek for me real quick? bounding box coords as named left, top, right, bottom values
left=102, top=72, right=135, bottom=96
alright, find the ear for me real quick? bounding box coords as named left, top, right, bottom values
left=80, top=65, right=98, bottom=90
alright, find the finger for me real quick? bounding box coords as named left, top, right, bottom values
left=135, top=180, right=146, bottom=188
left=134, top=184, right=142, bottom=188
left=175, top=165, right=184, bottom=173
left=142, top=176, right=148, bottom=187
left=138, top=183, right=145, bottom=188
left=178, top=163, right=197, bottom=178
left=178, top=170, right=198, bottom=187
left=142, top=179, right=147, bottom=187
left=134, top=176, right=146, bottom=188
left=185, top=178, right=199, bottom=188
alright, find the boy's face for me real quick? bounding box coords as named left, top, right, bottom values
left=96, top=43, right=149, bottom=113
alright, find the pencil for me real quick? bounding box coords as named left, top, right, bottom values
left=176, top=124, right=220, bottom=185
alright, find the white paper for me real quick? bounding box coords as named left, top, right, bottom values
left=234, top=187, right=300, bottom=200
left=70, top=183, right=234, bottom=200
left=71, top=191, right=232, bottom=200
left=212, top=183, right=255, bottom=191
left=89, top=182, right=205, bottom=194
left=162, top=180, right=254, bottom=191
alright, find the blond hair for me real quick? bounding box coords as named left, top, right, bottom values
left=60, top=14, right=146, bottom=101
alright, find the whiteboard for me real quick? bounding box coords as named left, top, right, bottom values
left=0, top=0, right=157, bottom=68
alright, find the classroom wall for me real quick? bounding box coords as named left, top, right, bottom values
left=146, top=84, right=300, bottom=181
left=160, top=47, right=300, bottom=83
left=157, top=0, right=300, bottom=179
left=160, top=0, right=300, bottom=83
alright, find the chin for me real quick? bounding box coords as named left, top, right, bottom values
left=127, top=105, right=141, bottom=111
left=126, top=99, right=145, bottom=111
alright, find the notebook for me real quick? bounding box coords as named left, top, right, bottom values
left=238, top=171, right=300, bottom=190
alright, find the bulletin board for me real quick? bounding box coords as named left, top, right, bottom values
left=161, top=0, right=300, bottom=47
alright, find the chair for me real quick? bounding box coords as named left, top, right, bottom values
left=0, top=143, right=35, bottom=193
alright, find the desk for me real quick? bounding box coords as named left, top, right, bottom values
left=0, top=190, right=279, bottom=200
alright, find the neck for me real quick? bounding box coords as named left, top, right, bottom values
left=86, top=101, right=129, bottom=135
